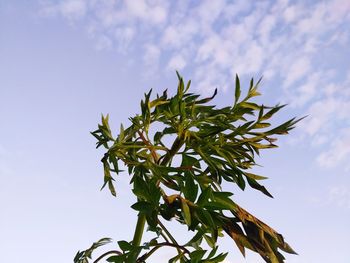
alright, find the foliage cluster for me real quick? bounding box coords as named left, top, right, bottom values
left=74, top=73, right=299, bottom=263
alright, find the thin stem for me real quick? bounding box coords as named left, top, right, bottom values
left=137, top=130, right=159, bottom=162
left=93, top=250, right=122, bottom=263
left=156, top=136, right=185, bottom=189
left=157, top=219, right=183, bottom=256
left=136, top=242, right=190, bottom=262
left=157, top=219, right=179, bottom=246
left=160, top=231, right=170, bottom=243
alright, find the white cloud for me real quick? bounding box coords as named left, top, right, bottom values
left=308, top=185, right=350, bottom=210
left=327, top=186, right=350, bottom=209
left=196, top=0, right=226, bottom=29
left=196, top=34, right=221, bottom=63
left=301, top=95, right=350, bottom=136
left=258, top=14, right=277, bottom=43
left=61, top=0, right=86, bottom=19
left=95, top=35, right=113, bottom=50
left=234, top=43, right=264, bottom=75
left=283, top=4, right=302, bottom=23
left=125, top=0, right=167, bottom=24
left=167, top=55, right=186, bottom=71
left=40, top=0, right=87, bottom=20
left=143, top=44, right=161, bottom=75
left=295, top=4, right=327, bottom=36
left=161, top=19, right=198, bottom=49
left=283, top=57, right=311, bottom=88
left=311, top=134, right=328, bottom=147
left=295, top=72, right=350, bottom=168
left=317, top=128, right=350, bottom=168
left=114, top=26, right=135, bottom=52
left=290, top=72, right=322, bottom=107
left=39, top=0, right=350, bottom=168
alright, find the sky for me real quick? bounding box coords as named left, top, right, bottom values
left=0, top=0, right=350, bottom=262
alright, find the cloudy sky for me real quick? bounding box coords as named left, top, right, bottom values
left=1, top=0, right=349, bottom=262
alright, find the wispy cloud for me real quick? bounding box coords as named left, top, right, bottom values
left=317, top=128, right=350, bottom=169
left=40, top=0, right=87, bottom=21
left=328, top=186, right=350, bottom=209
left=307, top=185, right=350, bottom=211
left=39, top=0, right=350, bottom=168
left=299, top=72, right=350, bottom=168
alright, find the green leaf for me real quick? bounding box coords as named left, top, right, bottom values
left=118, top=124, right=125, bottom=142
left=107, top=255, right=126, bottom=263
left=246, top=177, right=273, bottom=198
left=234, top=74, right=241, bottom=104
left=108, top=180, right=116, bottom=197
left=149, top=179, right=161, bottom=205
left=253, top=122, right=271, bottom=129
left=240, top=101, right=261, bottom=110
left=236, top=173, right=246, bottom=190
left=101, top=157, right=116, bottom=196
left=212, top=192, right=237, bottom=211
left=118, top=240, right=133, bottom=252
left=197, top=187, right=212, bottom=207
left=244, top=172, right=268, bottom=180
left=131, top=201, right=154, bottom=213
left=261, top=104, right=286, bottom=121
left=181, top=199, right=191, bottom=226
left=181, top=153, right=201, bottom=168
left=185, top=229, right=204, bottom=248
left=132, top=176, right=150, bottom=201
left=185, top=80, right=191, bottom=92
left=207, top=246, right=218, bottom=259
left=206, top=251, right=228, bottom=262
left=204, top=234, right=215, bottom=248
left=74, top=238, right=112, bottom=263
left=183, top=173, right=198, bottom=202
left=195, top=88, right=217, bottom=104
left=190, top=249, right=206, bottom=262
left=196, top=208, right=215, bottom=229
left=150, top=98, right=169, bottom=108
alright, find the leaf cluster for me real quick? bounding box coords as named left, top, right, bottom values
left=83, top=73, right=300, bottom=263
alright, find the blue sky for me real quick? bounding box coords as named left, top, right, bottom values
left=0, top=0, right=350, bottom=262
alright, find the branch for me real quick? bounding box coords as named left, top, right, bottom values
left=157, top=219, right=180, bottom=247
left=160, top=230, right=171, bottom=243
left=136, top=242, right=190, bottom=262
left=93, top=250, right=122, bottom=263
left=137, top=130, right=159, bottom=162
left=160, top=136, right=184, bottom=166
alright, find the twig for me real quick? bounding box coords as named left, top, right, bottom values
left=157, top=219, right=180, bottom=246
left=137, top=130, right=159, bottom=162
left=93, top=250, right=122, bottom=263
left=136, top=242, right=190, bottom=262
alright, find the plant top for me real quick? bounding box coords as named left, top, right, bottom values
left=75, top=72, right=300, bottom=263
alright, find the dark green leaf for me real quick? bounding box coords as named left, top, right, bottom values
left=131, top=201, right=154, bottom=213
left=246, top=177, right=273, bottom=198
left=183, top=173, right=198, bottom=202
left=190, top=249, right=206, bottom=262
left=118, top=240, right=133, bottom=252
left=197, top=187, right=212, bottom=207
